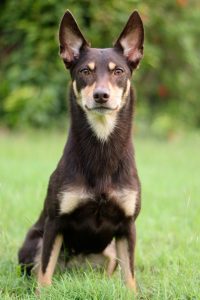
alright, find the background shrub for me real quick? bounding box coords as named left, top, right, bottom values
left=0, top=0, right=200, bottom=132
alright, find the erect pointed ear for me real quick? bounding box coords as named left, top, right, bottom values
left=59, top=10, right=89, bottom=68
left=114, top=11, right=144, bottom=69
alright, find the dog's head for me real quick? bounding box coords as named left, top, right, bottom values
left=59, top=10, right=144, bottom=140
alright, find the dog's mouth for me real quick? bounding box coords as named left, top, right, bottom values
left=85, top=105, right=118, bottom=114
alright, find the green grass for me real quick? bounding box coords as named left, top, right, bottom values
left=0, top=130, right=200, bottom=299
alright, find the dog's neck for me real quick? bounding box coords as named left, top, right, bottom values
left=65, top=87, right=135, bottom=190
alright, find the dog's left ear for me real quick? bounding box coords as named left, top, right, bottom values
left=114, top=11, right=144, bottom=69
left=59, top=10, right=89, bottom=68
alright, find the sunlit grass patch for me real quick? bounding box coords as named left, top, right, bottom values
left=0, top=130, right=200, bottom=299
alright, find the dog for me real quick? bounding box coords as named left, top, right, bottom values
left=18, top=10, right=144, bottom=293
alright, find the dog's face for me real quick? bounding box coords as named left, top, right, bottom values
left=59, top=11, right=144, bottom=140
left=71, top=48, right=132, bottom=114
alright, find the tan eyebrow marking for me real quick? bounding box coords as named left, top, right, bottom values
left=108, top=62, right=116, bottom=70
left=88, top=62, right=95, bottom=70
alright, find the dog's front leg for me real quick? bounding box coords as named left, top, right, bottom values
left=116, top=221, right=137, bottom=293
left=37, top=217, right=63, bottom=288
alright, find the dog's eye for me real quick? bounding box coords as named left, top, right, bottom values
left=80, top=68, right=91, bottom=76
left=113, top=67, right=124, bottom=76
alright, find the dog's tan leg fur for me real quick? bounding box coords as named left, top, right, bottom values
left=116, top=238, right=137, bottom=293
left=37, top=235, right=63, bottom=287
left=103, top=240, right=117, bottom=276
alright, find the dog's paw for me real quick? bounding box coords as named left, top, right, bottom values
left=126, top=277, right=137, bottom=294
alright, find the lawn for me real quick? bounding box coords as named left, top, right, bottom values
left=0, top=130, right=200, bottom=299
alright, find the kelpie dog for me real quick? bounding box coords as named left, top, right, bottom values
left=18, top=10, right=144, bottom=293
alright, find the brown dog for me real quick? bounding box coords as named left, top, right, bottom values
left=18, top=10, right=144, bottom=293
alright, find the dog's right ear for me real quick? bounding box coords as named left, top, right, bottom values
left=59, top=10, right=89, bottom=68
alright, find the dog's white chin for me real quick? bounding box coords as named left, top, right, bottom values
left=85, top=109, right=118, bottom=141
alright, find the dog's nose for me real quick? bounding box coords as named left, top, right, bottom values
left=93, top=88, right=110, bottom=104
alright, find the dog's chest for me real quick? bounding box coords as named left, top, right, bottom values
left=58, top=188, right=137, bottom=254
left=58, top=188, right=138, bottom=218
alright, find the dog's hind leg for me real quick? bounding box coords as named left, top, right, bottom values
left=103, top=240, right=117, bottom=276
left=116, top=221, right=137, bottom=293
left=18, top=211, right=46, bottom=275
left=37, top=217, right=63, bottom=288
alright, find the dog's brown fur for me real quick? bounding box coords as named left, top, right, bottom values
left=18, top=10, right=144, bottom=293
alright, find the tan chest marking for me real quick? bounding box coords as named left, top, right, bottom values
left=59, top=188, right=90, bottom=215
left=59, top=187, right=137, bottom=217
left=112, top=189, right=138, bottom=217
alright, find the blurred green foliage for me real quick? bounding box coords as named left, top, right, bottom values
left=0, top=0, right=200, bottom=132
